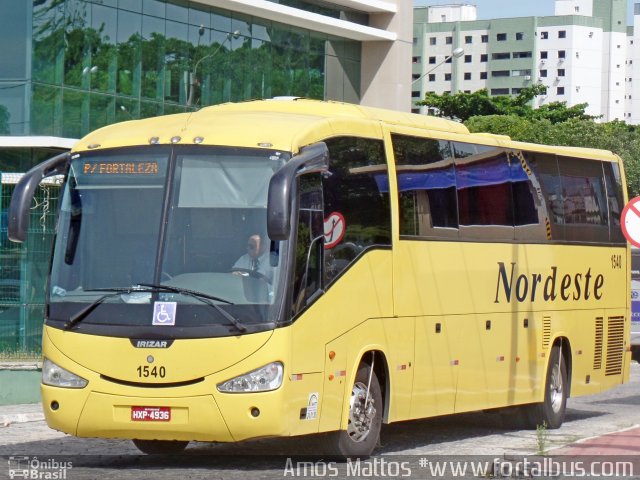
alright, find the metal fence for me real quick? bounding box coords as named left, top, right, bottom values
left=0, top=173, right=61, bottom=357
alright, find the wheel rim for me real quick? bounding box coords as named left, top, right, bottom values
left=347, top=381, right=377, bottom=443
left=549, top=363, right=564, bottom=413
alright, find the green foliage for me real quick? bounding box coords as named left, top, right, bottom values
left=417, top=84, right=596, bottom=124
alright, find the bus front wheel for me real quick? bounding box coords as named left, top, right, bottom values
left=132, top=439, right=189, bottom=455
left=322, top=363, right=382, bottom=457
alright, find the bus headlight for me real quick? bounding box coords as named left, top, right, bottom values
left=42, top=358, right=88, bottom=388
left=217, top=362, right=283, bottom=393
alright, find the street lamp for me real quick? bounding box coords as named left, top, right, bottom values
left=187, top=29, right=241, bottom=106
left=412, top=47, right=465, bottom=85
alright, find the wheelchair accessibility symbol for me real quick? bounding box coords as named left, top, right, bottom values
left=152, top=301, right=177, bottom=326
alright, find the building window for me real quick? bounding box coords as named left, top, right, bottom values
left=516, top=32, right=524, bottom=40
left=491, top=70, right=510, bottom=77
left=465, top=35, right=473, bottom=44
left=492, top=52, right=511, bottom=60
left=464, top=72, right=471, bottom=80
left=512, top=88, right=523, bottom=94
left=541, top=31, right=548, bottom=39
left=428, top=74, right=435, bottom=81
left=541, top=51, right=548, bottom=59
left=429, top=56, right=436, bottom=64
left=430, top=37, right=436, bottom=45
left=464, top=55, right=472, bottom=63
left=413, top=37, right=418, bottom=45
left=412, top=74, right=420, bottom=80
left=480, top=54, right=488, bottom=62
left=559, top=30, right=566, bottom=38
left=512, top=69, right=532, bottom=77
left=540, top=69, right=547, bottom=77
left=446, top=36, right=453, bottom=44
left=557, top=87, right=565, bottom=95
left=441, top=15, right=446, bottom=22
left=497, top=33, right=507, bottom=41
left=481, top=34, right=489, bottom=43
left=491, top=88, right=510, bottom=95
left=445, top=73, right=452, bottom=81
left=558, top=69, right=565, bottom=76
left=558, top=50, right=566, bottom=59
left=480, top=72, right=488, bottom=79
left=412, top=56, right=421, bottom=64
left=411, top=90, right=420, bottom=97
left=513, top=51, right=532, bottom=59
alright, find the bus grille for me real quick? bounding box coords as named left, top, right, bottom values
left=605, top=316, right=625, bottom=376
left=542, top=316, right=551, bottom=350
left=593, top=317, right=603, bottom=370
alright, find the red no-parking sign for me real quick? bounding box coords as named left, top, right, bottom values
left=621, top=196, right=640, bottom=248
left=324, top=212, right=345, bottom=249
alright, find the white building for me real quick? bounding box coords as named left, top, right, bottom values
left=413, top=0, right=627, bottom=122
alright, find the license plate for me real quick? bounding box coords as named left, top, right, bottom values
left=131, top=406, right=171, bottom=422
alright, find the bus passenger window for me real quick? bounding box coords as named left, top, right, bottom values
left=392, top=134, right=458, bottom=238
left=453, top=142, right=514, bottom=239
left=603, top=161, right=626, bottom=244
left=558, top=156, right=609, bottom=243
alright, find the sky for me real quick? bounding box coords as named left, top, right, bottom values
left=414, top=0, right=636, bottom=25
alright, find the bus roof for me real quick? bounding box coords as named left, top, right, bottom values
left=74, top=98, right=618, bottom=162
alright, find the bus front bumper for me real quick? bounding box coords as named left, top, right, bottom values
left=41, top=384, right=289, bottom=442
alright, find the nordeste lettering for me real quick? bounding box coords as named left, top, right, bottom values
left=494, top=262, right=604, bottom=304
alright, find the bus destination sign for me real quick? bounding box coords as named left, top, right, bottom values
left=82, top=161, right=159, bottom=175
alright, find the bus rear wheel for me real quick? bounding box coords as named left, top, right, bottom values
left=132, top=439, right=189, bottom=455
left=322, top=364, right=382, bottom=457
left=524, top=345, right=567, bottom=429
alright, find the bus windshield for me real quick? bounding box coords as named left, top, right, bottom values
left=48, top=146, right=289, bottom=338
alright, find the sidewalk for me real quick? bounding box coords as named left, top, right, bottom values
left=0, top=403, right=43, bottom=426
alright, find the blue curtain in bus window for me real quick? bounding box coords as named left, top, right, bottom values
left=453, top=143, right=513, bottom=227
left=391, top=134, right=458, bottom=236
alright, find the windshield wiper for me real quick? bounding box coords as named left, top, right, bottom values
left=137, top=283, right=246, bottom=333
left=64, top=288, right=132, bottom=330
left=63, top=285, right=246, bottom=333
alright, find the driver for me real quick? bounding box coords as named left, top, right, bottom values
left=232, top=234, right=273, bottom=283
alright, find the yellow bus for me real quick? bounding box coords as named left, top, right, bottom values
left=9, top=99, right=630, bottom=456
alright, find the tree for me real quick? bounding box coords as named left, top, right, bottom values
left=417, top=84, right=596, bottom=123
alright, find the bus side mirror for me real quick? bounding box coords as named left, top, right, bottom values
left=8, top=152, right=70, bottom=243
left=267, top=142, right=329, bottom=241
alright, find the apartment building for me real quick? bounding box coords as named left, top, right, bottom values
left=413, top=0, right=627, bottom=122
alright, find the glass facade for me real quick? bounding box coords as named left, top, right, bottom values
left=0, top=0, right=363, bottom=356
left=0, top=0, right=362, bottom=139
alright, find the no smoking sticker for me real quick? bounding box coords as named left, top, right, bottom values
left=324, top=212, right=346, bottom=249
left=621, top=196, right=640, bottom=248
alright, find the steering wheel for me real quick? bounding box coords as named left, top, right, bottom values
left=231, top=268, right=271, bottom=284
left=161, top=271, right=173, bottom=281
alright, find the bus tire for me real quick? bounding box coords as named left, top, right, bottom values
left=322, top=364, right=382, bottom=457
left=524, top=346, right=567, bottom=429
left=132, top=439, right=189, bottom=455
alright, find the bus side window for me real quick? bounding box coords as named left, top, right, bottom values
left=322, top=137, right=391, bottom=286
left=291, top=174, right=324, bottom=316
left=603, top=161, right=625, bottom=244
